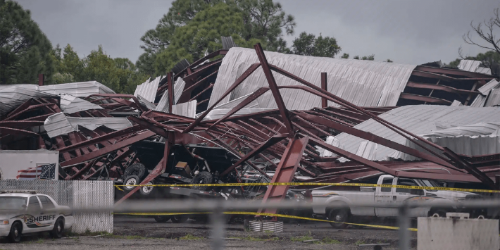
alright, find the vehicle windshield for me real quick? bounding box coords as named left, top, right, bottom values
left=417, top=179, right=440, bottom=192
left=0, top=197, right=27, bottom=210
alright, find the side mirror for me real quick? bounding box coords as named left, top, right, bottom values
left=410, top=189, right=424, bottom=196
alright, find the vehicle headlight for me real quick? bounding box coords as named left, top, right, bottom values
left=2, top=220, right=8, bottom=225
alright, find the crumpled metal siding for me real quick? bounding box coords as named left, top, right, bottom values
left=39, top=81, right=115, bottom=97
left=60, top=94, right=103, bottom=114
left=155, top=77, right=185, bottom=112
left=134, top=76, right=162, bottom=103
left=171, top=100, right=197, bottom=118
left=458, top=60, right=492, bottom=75
left=209, top=47, right=416, bottom=110
left=478, top=79, right=499, bottom=95
left=335, top=105, right=500, bottom=161
left=44, top=112, right=133, bottom=138
left=0, top=85, right=56, bottom=116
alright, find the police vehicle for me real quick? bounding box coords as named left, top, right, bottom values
left=0, top=190, right=74, bottom=243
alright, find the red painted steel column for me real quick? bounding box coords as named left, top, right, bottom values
left=167, top=72, right=173, bottom=113
left=38, top=74, right=44, bottom=86
left=321, top=72, right=327, bottom=108
left=258, top=135, right=309, bottom=215
left=254, top=43, right=295, bottom=136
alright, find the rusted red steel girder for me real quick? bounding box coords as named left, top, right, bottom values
left=254, top=43, right=295, bottom=137
left=60, top=130, right=155, bottom=167
left=86, top=94, right=147, bottom=112
left=258, top=135, right=309, bottom=215
left=167, top=72, right=173, bottom=114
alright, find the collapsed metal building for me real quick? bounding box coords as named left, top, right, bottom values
left=1, top=42, right=500, bottom=207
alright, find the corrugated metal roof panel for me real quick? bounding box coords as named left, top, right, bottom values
left=484, top=88, right=500, bottom=107
left=156, top=77, right=186, bottom=112
left=60, top=94, right=103, bottom=114
left=478, top=79, right=499, bottom=95
left=171, top=100, right=197, bottom=118
left=44, top=112, right=132, bottom=138
left=134, top=76, right=162, bottom=103
left=0, top=85, right=57, bottom=116
left=334, top=105, right=500, bottom=161
left=39, top=81, right=115, bottom=97
left=209, top=47, right=416, bottom=110
left=458, top=60, right=492, bottom=75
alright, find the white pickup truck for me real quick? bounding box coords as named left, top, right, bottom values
left=312, top=174, right=480, bottom=228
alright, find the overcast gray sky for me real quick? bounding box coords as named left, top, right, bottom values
left=15, top=0, right=500, bottom=65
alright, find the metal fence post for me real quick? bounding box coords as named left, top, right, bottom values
left=398, top=202, right=410, bottom=250
left=210, top=203, right=226, bottom=250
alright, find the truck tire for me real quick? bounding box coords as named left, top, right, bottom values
left=124, top=175, right=140, bottom=191
left=124, top=163, right=146, bottom=180
left=154, top=216, right=171, bottom=223
left=191, top=171, right=213, bottom=191
left=140, top=180, right=154, bottom=196
left=327, top=202, right=350, bottom=229
left=171, top=214, right=189, bottom=223
left=50, top=217, right=65, bottom=238
left=8, top=221, right=22, bottom=243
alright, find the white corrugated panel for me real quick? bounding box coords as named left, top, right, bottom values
left=478, top=79, right=499, bottom=95
left=156, top=77, right=186, bottom=112
left=209, top=47, right=416, bottom=110
left=44, top=112, right=132, bottom=138
left=39, top=81, right=115, bottom=97
left=450, top=100, right=462, bottom=106
left=60, top=94, right=103, bottom=114
left=458, top=60, right=481, bottom=72
left=134, top=76, right=162, bottom=103
left=334, top=105, right=500, bottom=162
left=484, top=88, right=500, bottom=107
left=171, top=100, right=197, bottom=118
left=0, top=85, right=56, bottom=116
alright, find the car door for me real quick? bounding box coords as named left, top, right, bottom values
left=375, top=175, right=397, bottom=217
left=394, top=178, right=428, bottom=217
left=37, top=195, right=57, bottom=230
left=24, top=196, right=43, bottom=232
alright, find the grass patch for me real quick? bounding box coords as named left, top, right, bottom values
left=66, top=230, right=112, bottom=237
left=355, top=240, right=366, bottom=245
left=179, top=234, right=204, bottom=241
left=290, top=235, right=314, bottom=242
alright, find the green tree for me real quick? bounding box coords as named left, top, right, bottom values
left=153, top=3, right=261, bottom=74
left=353, top=55, right=375, bottom=60
left=291, top=32, right=341, bottom=57
left=447, top=51, right=500, bottom=75
left=137, top=0, right=295, bottom=75
left=237, top=0, right=295, bottom=52
left=0, top=0, right=54, bottom=84
left=341, top=53, right=349, bottom=59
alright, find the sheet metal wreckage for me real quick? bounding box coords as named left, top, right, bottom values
left=1, top=41, right=499, bottom=208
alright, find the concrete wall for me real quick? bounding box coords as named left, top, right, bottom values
left=0, top=150, right=59, bottom=180
left=418, top=217, right=499, bottom=250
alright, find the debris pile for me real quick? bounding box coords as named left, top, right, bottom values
left=1, top=42, right=500, bottom=206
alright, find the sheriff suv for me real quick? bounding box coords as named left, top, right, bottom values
left=0, top=190, right=74, bottom=243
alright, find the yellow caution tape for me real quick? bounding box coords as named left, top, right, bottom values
left=116, top=211, right=416, bottom=231
left=115, top=182, right=500, bottom=194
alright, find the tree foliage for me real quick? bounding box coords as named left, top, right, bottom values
left=291, top=32, right=341, bottom=57
left=51, top=44, right=147, bottom=93
left=448, top=50, right=500, bottom=75
left=0, top=0, right=54, bottom=84
left=137, top=0, right=295, bottom=75
left=153, top=3, right=261, bottom=74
